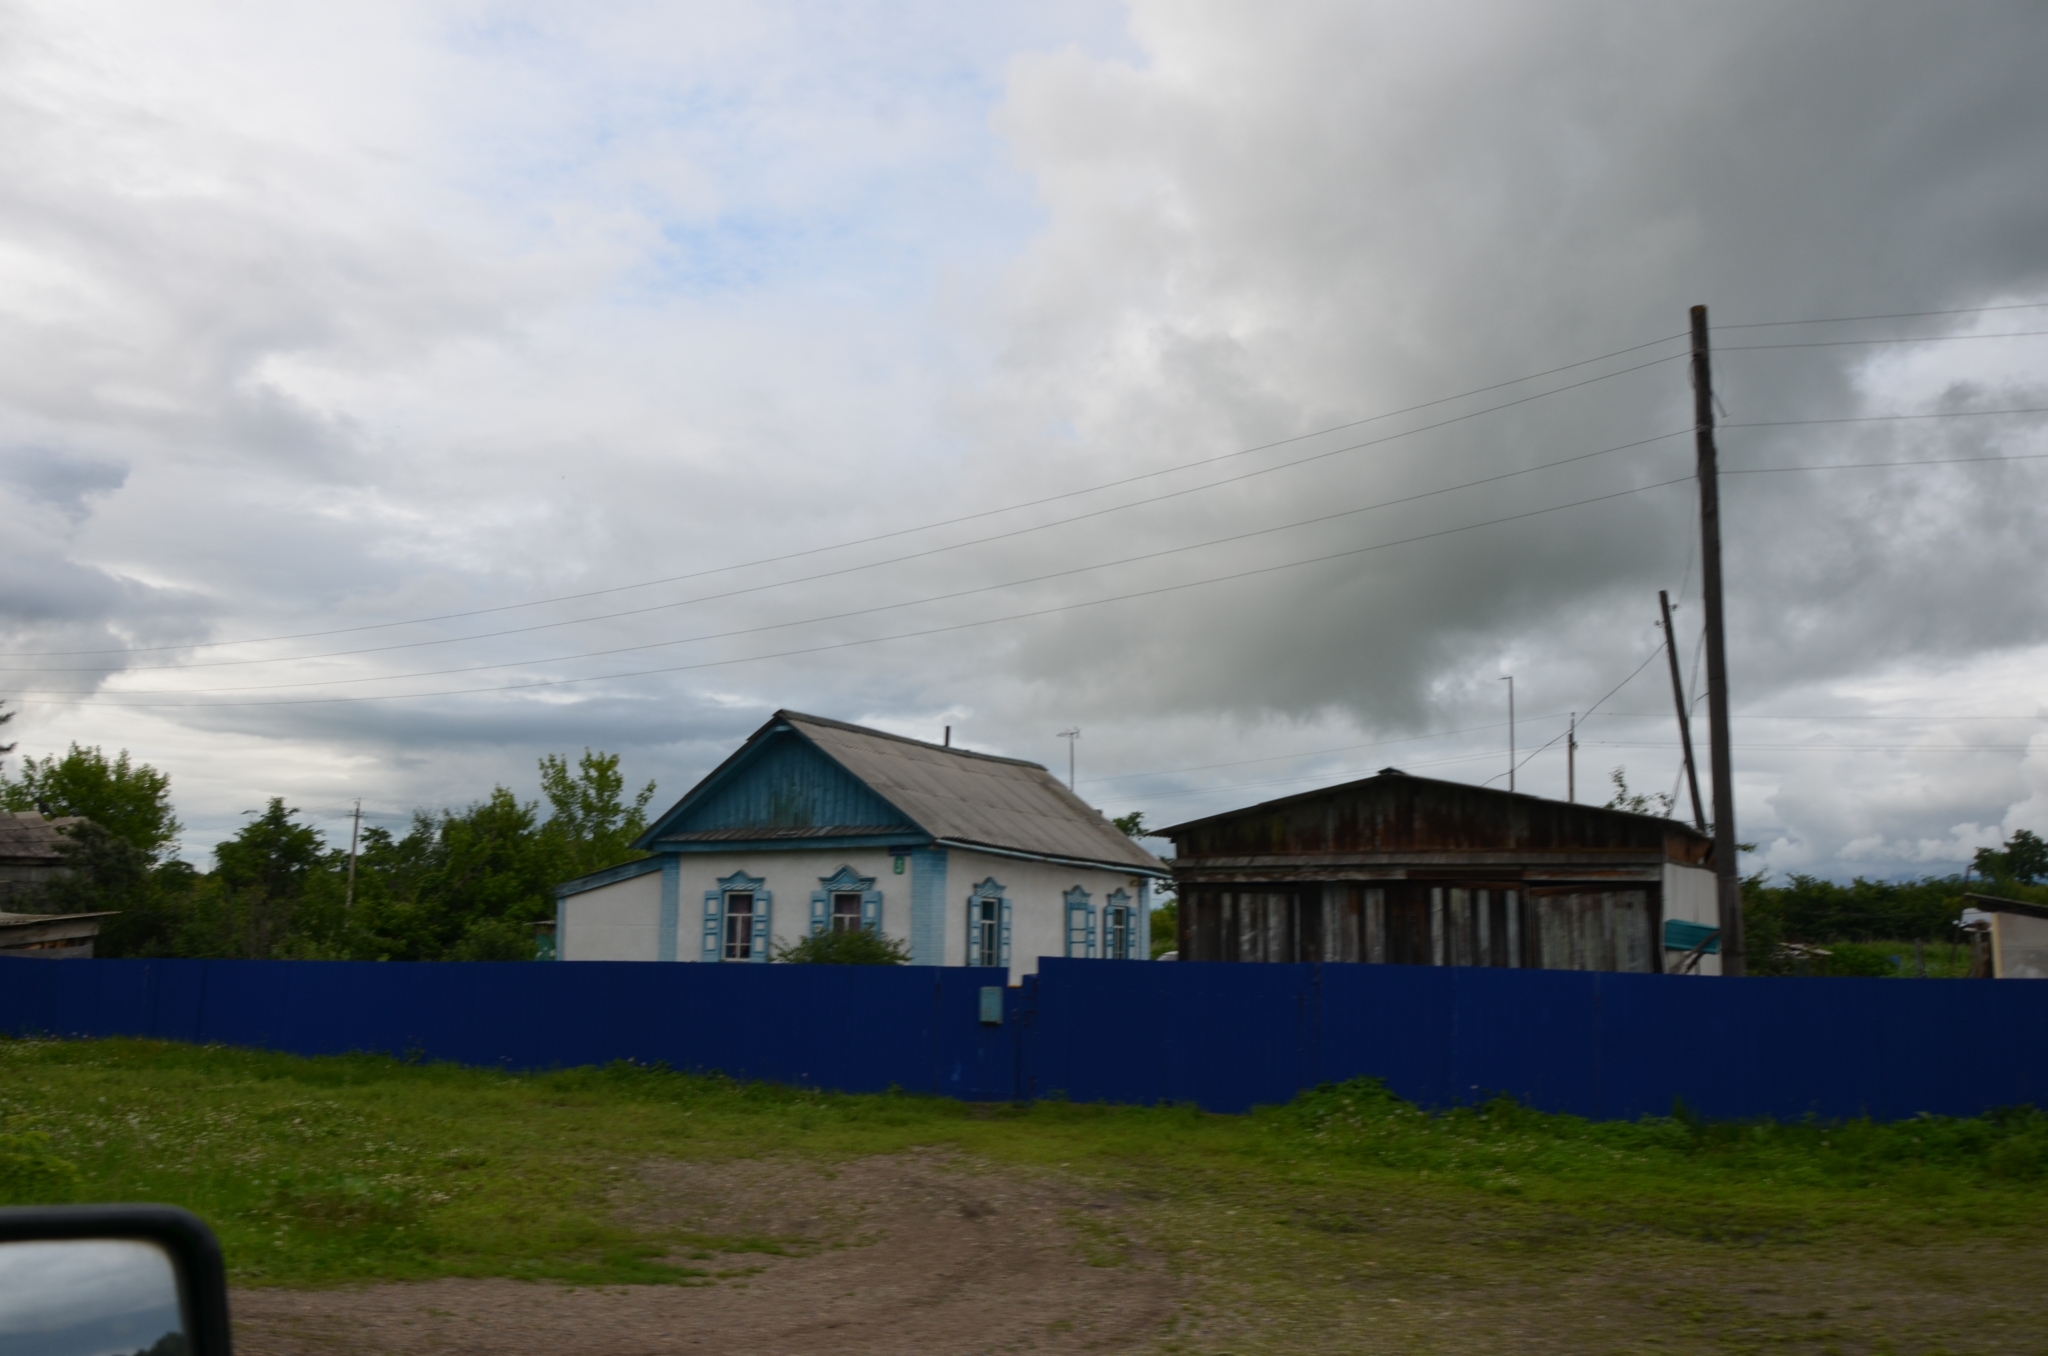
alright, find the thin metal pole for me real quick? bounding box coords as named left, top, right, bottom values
left=1567, top=712, right=1577, bottom=802
left=344, top=798, right=362, bottom=912
left=1057, top=728, right=1080, bottom=790
left=1501, top=676, right=1515, bottom=793
left=1691, top=304, right=1745, bottom=975
left=1659, top=589, right=1708, bottom=832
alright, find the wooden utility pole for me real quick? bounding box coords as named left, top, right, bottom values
left=1691, top=305, right=1744, bottom=974
left=344, top=798, right=363, bottom=912
left=1658, top=589, right=1707, bottom=832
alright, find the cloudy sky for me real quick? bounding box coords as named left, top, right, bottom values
left=3, top=0, right=2046, bottom=878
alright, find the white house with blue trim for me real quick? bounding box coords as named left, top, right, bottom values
left=552, top=711, right=1169, bottom=977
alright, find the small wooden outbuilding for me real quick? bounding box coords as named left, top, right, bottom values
left=1159, top=767, right=1720, bottom=974
left=0, top=811, right=88, bottom=912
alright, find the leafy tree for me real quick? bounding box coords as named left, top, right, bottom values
left=1973, top=828, right=2048, bottom=886
left=0, top=700, right=14, bottom=759
left=192, top=799, right=328, bottom=958
left=538, top=749, right=656, bottom=881
left=0, top=744, right=181, bottom=862
left=1113, top=810, right=1148, bottom=838
left=773, top=928, right=912, bottom=964
left=1150, top=895, right=1179, bottom=958
left=1602, top=766, right=1673, bottom=817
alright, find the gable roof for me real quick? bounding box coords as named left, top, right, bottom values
left=0, top=813, right=87, bottom=865
left=1159, top=765, right=1712, bottom=863
left=640, top=711, right=1166, bottom=875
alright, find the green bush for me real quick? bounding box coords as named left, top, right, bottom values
left=772, top=928, right=912, bottom=964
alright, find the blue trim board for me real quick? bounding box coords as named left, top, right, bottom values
left=555, top=854, right=664, bottom=899
left=910, top=847, right=948, bottom=966
left=929, top=838, right=1171, bottom=879
left=650, top=834, right=929, bottom=854
left=659, top=856, right=681, bottom=963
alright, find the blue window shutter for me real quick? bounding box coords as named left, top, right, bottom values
left=966, top=897, right=982, bottom=967
left=752, top=889, right=772, bottom=962
left=1086, top=905, right=1098, bottom=959
left=702, top=890, right=723, bottom=962
left=861, top=888, right=882, bottom=933
left=999, top=898, right=1013, bottom=967
left=809, top=888, right=829, bottom=936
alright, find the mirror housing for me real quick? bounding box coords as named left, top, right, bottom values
left=0, top=1204, right=232, bottom=1356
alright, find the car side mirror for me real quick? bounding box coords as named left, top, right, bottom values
left=0, top=1204, right=232, bottom=1356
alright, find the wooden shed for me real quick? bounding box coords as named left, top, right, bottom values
left=1159, top=767, right=1720, bottom=974
left=0, top=811, right=89, bottom=912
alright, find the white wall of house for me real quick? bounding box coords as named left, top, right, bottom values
left=556, top=845, right=1158, bottom=976
left=1662, top=861, right=1722, bottom=977
left=940, top=848, right=1153, bottom=976
left=558, top=867, right=662, bottom=962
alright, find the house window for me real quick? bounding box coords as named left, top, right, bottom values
left=975, top=897, right=1000, bottom=963
left=1103, top=888, right=1134, bottom=960
left=704, top=871, right=770, bottom=963
left=811, top=866, right=881, bottom=937
left=1064, top=886, right=1096, bottom=958
left=965, top=877, right=1010, bottom=968
left=725, top=892, right=755, bottom=959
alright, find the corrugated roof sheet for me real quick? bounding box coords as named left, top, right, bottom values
left=0, top=813, right=86, bottom=863
left=782, top=712, right=1166, bottom=874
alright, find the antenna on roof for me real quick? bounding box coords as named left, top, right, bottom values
left=1056, top=727, right=1080, bottom=790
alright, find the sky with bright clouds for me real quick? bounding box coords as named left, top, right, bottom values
left=3, top=0, right=2046, bottom=879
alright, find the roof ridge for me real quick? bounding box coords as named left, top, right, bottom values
left=776, top=710, right=1049, bottom=770
left=1157, top=766, right=1713, bottom=838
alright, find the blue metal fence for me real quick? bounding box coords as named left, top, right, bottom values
left=3, top=955, right=2044, bottom=1121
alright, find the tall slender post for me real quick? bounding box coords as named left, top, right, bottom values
left=1567, top=712, right=1577, bottom=802
left=344, top=798, right=362, bottom=913
left=1057, top=728, right=1080, bottom=790
left=1691, top=305, right=1745, bottom=974
left=1659, top=589, right=1708, bottom=832
left=1501, top=676, right=1515, bottom=793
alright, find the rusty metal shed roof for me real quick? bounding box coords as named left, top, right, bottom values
left=641, top=711, right=1168, bottom=875
left=0, top=813, right=87, bottom=864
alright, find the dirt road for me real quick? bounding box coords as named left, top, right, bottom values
left=231, top=1151, right=1183, bottom=1355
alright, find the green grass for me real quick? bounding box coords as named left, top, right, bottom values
left=3, top=1037, right=2046, bottom=1351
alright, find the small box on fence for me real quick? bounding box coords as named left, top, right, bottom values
left=978, top=986, right=1004, bottom=1026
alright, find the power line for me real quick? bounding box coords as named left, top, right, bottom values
left=35, top=391, right=2039, bottom=678
left=1726, top=451, right=2048, bottom=476
left=0, top=418, right=1693, bottom=675
left=6, top=338, right=1691, bottom=660
left=1713, top=301, right=2048, bottom=330
left=15, top=474, right=1701, bottom=709
left=1082, top=718, right=1532, bottom=786
left=18, top=425, right=2044, bottom=703
left=1725, top=406, right=2048, bottom=428
left=1718, top=330, right=2048, bottom=353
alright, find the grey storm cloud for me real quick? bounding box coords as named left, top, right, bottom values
left=0, top=0, right=2043, bottom=874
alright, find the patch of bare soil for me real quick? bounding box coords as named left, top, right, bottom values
left=230, top=1150, right=1182, bottom=1356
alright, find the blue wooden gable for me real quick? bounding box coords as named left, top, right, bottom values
left=639, top=722, right=922, bottom=850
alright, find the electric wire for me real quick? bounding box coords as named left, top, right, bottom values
left=0, top=418, right=1694, bottom=675
left=13, top=474, right=1703, bottom=709
left=1717, top=330, right=2048, bottom=353
left=1712, top=301, right=2048, bottom=331
left=6, top=337, right=1693, bottom=659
